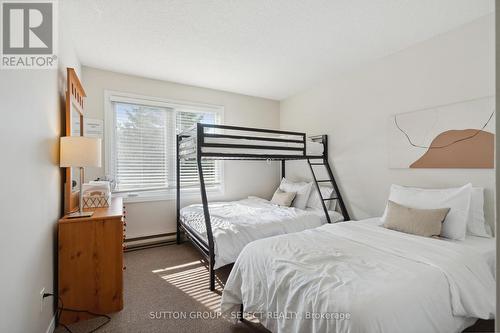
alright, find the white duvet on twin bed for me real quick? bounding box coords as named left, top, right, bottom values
left=180, top=197, right=324, bottom=269
left=221, top=218, right=495, bottom=333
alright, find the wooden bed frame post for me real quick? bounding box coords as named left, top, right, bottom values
left=197, top=124, right=216, bottom=291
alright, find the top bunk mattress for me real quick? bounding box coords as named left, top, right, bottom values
left=179, top=136, right=324, bottom=158
left=203, top=137, right=323, bottom=156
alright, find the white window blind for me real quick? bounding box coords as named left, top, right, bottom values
left=114, top=102, right=173, bottom=192
left=109, top=98, right=221, bottom=193
left=176, top=111, right=220, bottom=187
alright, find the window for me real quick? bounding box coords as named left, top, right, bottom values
left=114, top=102, right=171, bottom=192
left=105, top=91, right=223, bottom=201
left=176, top=111, right=219, bottom=187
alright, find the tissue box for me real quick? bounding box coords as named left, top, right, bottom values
left=83, top=181, right=110, bottom=193
left=82, top=181, right=111, bottom=208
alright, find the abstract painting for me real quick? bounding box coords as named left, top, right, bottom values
left=389, top=96, right=495, bottom=169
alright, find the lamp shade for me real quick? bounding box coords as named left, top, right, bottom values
left=60, top=136, right=102, bottom=168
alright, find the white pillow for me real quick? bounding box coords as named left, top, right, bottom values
left=467, top=188, right=491, bottom=238
left=279, top=178, right=313, bottom=210
left=382, top=183, right=472, bottom=240
left=307, top=186, right=335, bottom=210
left=271, top=189, right=296, bottom=207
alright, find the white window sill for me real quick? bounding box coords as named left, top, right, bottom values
left=113, top=186, right=224, bottom=204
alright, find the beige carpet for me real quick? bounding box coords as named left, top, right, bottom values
left=55, top=242, right=492, bottom=333
left=55, top=243, right=266, bottom=333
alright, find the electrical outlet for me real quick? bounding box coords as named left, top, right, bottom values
left=39, top=287, right=45, bottom=313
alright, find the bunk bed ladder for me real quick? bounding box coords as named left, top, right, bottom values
left=307, top=158, right=350, bottom=222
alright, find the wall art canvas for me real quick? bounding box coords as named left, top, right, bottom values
left=388, top=96, right=495, bottom=169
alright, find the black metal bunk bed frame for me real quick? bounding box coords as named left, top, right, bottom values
left=176, top=123, right=350, bottom=291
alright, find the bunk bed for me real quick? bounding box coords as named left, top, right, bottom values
left=176, top=123, right=350, bottom=290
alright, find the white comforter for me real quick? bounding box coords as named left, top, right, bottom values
left=221, top=219, right=495, bottom=333
left=180, top=197, right=324, bottom=269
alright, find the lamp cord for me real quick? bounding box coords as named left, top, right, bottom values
left=43, top=293, right=111, bottom=333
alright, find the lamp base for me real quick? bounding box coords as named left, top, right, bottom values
left=66, top=211, right=94, bottom=219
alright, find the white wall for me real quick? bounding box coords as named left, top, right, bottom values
left=280, top=14, right=495, bottom=230
left=0, top=2, right=81, bottom=331
left=0, top=70, right=60, bottom=333
left=82, top=67, right=280, bottom=239
left=495, top=5, right=499, bottom=330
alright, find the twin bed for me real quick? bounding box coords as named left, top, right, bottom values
left=220, top=218, right=495, bottom=333
left=176, top=123, right=495, bottom=333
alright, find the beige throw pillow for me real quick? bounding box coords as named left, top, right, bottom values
left=383, top=200, right=450, bottom=237
left=271, top=189, right=296, bottom=207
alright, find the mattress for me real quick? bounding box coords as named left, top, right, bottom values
left=221, top=218, right=495, bottom=333
left=180, top=136, right=324, bottom=157
left=305, top=208, right=344, bottom=224
left=180, top=197, right=326, bottom=269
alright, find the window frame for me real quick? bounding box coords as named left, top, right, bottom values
left=104, top=90, right=225, bottom=203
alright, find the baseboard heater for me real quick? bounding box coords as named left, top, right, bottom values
left=124, top=232, right=177, bottom=252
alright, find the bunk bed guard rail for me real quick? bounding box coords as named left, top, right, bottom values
left=178, top=123, right=310, bottom=160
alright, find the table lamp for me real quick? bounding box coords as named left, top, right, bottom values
left=60, top=136, right=102, bottom=218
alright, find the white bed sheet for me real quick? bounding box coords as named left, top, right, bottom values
left=449, top=234, right=496, bottom=276
left=305, top=208, right=344, bottom=224
left=180, top=197, right=324, bottom=269
left=221, top=218, right=495, bottom=333
left=363, top=218, right=496, bottom=275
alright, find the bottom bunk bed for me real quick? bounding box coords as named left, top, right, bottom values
left=179, top=196, right=344, bottom=269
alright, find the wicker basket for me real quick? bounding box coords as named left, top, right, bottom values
left=82, top=191, right=111, bottom=208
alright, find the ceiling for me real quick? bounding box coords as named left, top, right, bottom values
left=63, top=0, right=494, bottom=100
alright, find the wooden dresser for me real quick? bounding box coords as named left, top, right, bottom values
left=58, top=197, right=125, bottom=324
